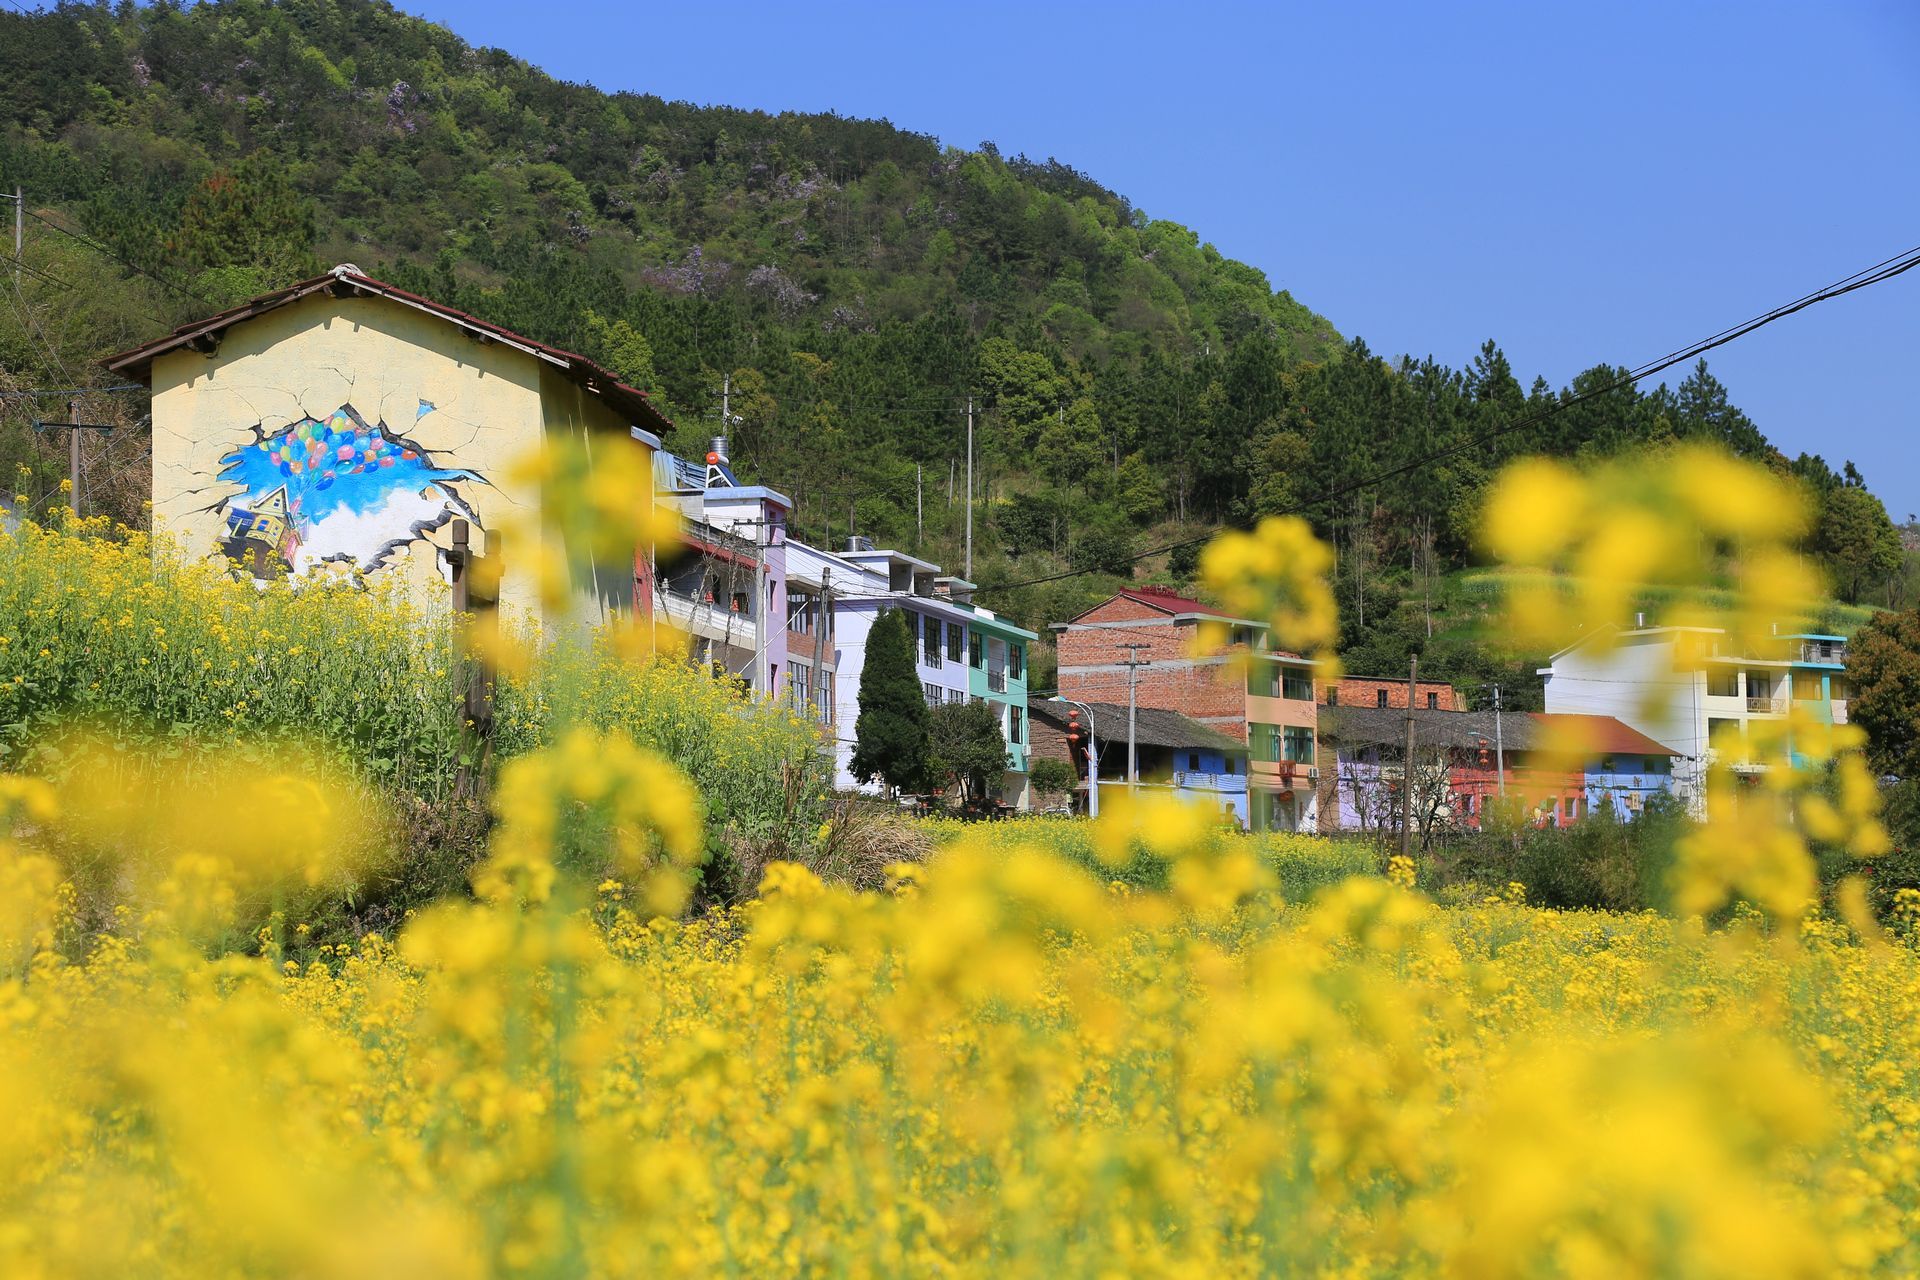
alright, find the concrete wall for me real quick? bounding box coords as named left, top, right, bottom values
left=151, top=292, right=651, bottom=625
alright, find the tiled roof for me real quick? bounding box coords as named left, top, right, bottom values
left=1321, top=706, right=1679, bottom=758
left=1031, top=700, right=1244, bottom=752
left=102, top=265, right=674, bottom=437
left=1528, top=713, right=1678, bottom=757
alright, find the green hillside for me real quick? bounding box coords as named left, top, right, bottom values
left=0, top=0, right=1908, bottom=685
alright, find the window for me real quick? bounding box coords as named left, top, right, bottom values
left=1792, top=671, right=1822, bottom=701
left=790, top=663, right=810, bottom=708
left=1224, top=756, right=1237, bottom=776
left=1283, top=669, right=1314, bottom=701
left=905, top=611, right=919, bottom=646
left=1282, top=726, right=1315, bottom=764
left=787, top=595, right=814, bottom=634
left=1009, top=706, right=1023, bottom=745
left=1425, top=691, right=1438, bottom=710
left=947, top=624, right=963, bottom=663
left=923, top=681, right=943, bottom=706
left=1009, top=644, right=1024, bottom=679
left=1188, top=753, right=1200, bottom=772
left=730, top=591, right=749, bottom=614
left=969, top=632, right=984, bottom=668
left=1327, top=687, right=1339, bottom=706
left=1251, top=723, right=1280, bottom=763
left=1707, top=670, right=1738, bottom=698
left=818, top=672, right=833, bottom=721
left=1376, top=688, right=1389, bottom=708
left=923, top=619, right=941, bottom=667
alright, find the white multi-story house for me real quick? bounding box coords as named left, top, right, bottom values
left=785, top=537, right=1032, bottom=806
left=651, top=439, right=793, bottom=698
left=1540, top=622, right=1850, bottom=815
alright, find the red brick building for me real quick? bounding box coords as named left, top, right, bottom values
left=1053, top=586, right=1318, bottom=831
left=1323, top=675, right=1460, bottom=712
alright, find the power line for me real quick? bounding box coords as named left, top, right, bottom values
left=20, top=207, right=211, bottom=307
left=0, top=384, right=144, bottom=398
left=973, top=241, right=1920, bottom=596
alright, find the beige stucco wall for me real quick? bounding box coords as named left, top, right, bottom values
left=149, top=291, right=653, bottom=625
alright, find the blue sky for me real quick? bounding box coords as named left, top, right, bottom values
left=404, top=1, right=1920, bottom=516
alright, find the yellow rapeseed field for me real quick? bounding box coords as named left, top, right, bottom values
left=1, top=765, right=1918, bottom=1278
left=0, top=443, right=1910, bottom=1277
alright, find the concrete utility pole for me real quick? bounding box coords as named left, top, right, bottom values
left=1493, top=683, right=1507, bottom=797
left=11, top=186, right=20, bottom=286
left=964, top=396, right=974, bottom=579
left=1400, top=655, right=1419, bottom=860
left=68, top=399, right=80, bottom=518
left=916, top=462, right=922, bottom=544
left=1119, top=642, right=1150, bottom=789
left=813, top=569, right=831, bottom=724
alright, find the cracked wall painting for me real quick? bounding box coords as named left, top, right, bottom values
left=214, top=401, right=483, bottom=581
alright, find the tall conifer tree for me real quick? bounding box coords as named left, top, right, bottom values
left=851, top=609, right=933, bottom=795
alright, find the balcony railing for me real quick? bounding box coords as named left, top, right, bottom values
left=1173, top=771, right=1248, bottom=794
left=1799, top=641, right=1846, bottom=664
left=987, top=669, right=1006, bottom=693
left=1746, top=695, right=1786, bottom=713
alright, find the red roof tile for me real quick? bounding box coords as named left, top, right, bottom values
left=101, top=265, right=673, bottom=437
left=1528, top=713, right=1678, bottom=757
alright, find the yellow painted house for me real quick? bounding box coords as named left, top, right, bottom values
left=105, top=264, right=671, bottom=622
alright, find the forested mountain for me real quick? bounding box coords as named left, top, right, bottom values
left=0, top=0, right=1905, bottom=691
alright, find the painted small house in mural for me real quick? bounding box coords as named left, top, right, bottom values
left=105, top=264, right=671, bottom=621
left=221, top=483, right=294, bottom=576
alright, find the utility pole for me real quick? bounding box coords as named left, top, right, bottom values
left=720, top=373, right=730, bottom=431
left=11, top=186, right=20, bottom=286
left=1119, top=642, right=1150, bottom=789
left=1400, top=655, right=1419, bottom=860
left=916, top=462, right=922, bottom=545
left=68, top=399, right=80, bottom=518
left=1493, top=683, right=1507, bottom=797
left=964, top=395, right=974, bottom=579
left=813, top=569, right=831, bottom=727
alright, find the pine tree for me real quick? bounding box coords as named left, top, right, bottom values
left=850, top=609, right=933, bottom=795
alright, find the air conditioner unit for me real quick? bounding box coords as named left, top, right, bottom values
left=1307, top=766, right=1319, bottom=783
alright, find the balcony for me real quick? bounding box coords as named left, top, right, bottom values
left=987, top=669, right=1007, bottom=693
left=1799, top=640, right=1846, bottom=664
left=1174, top=771, right=1248, bottom=794
left=1746, top=696, right=1786, bottom=714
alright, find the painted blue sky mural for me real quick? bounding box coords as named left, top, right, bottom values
left=216, top=401, right=483, bottom=578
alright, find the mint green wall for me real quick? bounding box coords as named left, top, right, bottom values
left=966, top=617, right=1033, bottom=774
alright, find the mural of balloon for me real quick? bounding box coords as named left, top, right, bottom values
left=215, top=402, right=484, bottom=580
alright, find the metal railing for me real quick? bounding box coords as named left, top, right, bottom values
left=1746, top=695, right=1786, bottom=713
left=1173, top=771, right=1248, bottom=793
left=987, top=669, right=1006, bottom=692
left=1799, top=641, right=1846, bottom=664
